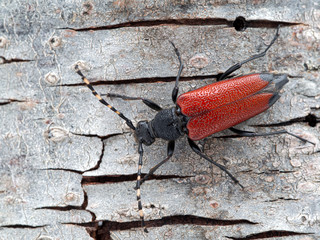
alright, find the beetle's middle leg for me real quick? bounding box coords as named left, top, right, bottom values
left=218, top=26, right=280, bottom=81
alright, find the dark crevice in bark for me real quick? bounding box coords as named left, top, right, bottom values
left=265, top=197, right=299, bottom=202
left=40, top=168, right=84, bottom=174
left=0, top=99, right=27, bottom=106
left=226, top=230, right=312, bottom=240
left=0, top=101, right=11, bottom=106
left=36, top=205, right=83, bottom=211
left=82, top=189, right=97, bottom=222
left=66, top=215, right=256, bottom=240
left=42, top=133, right=117, bottom=174
left=0, top=56, right=33, bottom=64
left=62, top=18, right=302, bottom=32
left=239, top=169, right=296, bottom=176
left=70, top=132, right=124, bottom=140
left=83, top=139, right=105, bottom=173
left=35, top=188, right=97, bottom=221
left=61, top=74, right=220, bottom=87
left=258, top=170, right=296, bottom=174
left=45, top=136, right=113, bottom=175
left=0, top=224, right=48, bottom=229
left=65, top=73, right=313, bottom=93
left=36, top=190, right=87, bottom=212
left=82, top=174, right=192, bottom=185
left=65, top=73, right=311, bottom=89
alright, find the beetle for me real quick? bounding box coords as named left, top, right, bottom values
left=75, top=26, right=312, bottom=232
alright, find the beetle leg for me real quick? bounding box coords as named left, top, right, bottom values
left=169, top=41, right=184, bottom=103
left=228, top=127, right=315, bottom=145
left=135, top=141, right=175, bottom=188
left=188, top=138, right=244, bottom=189
left=102, top=93, right=163, bottom=111
left=136, top=142, right=148, bottom=233
left=218, top=26, right=280, bottom=81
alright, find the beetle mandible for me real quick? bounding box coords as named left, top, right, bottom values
left=75, top=26, right=312, bottom=232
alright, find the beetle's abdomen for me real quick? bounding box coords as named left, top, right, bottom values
left=176, top=73, right=288, bottom=141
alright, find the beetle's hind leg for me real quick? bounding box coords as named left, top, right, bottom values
left=102, top=93, right=162, bottom=111
left=226, top=127, right=315, bottom=145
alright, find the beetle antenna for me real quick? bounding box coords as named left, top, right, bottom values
left=169, top=41, right=184, bottom=104
left=75, top=65, right=135, bottom=130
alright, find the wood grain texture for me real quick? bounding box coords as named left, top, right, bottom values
left=1, top=1, right=319, bottom=239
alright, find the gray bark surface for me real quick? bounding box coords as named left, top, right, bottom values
left=1, top=1, right=319, bottom=239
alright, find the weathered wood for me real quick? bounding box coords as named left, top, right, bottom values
left=1, top=0, right=319, bottom=239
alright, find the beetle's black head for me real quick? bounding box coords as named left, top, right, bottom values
left=135, top=121, right=156, bottom=146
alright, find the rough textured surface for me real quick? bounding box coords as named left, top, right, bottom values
left=1, top=1, right=319, bottom=239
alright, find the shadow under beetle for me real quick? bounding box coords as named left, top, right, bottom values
left=75, top=26, right=313, bottom=232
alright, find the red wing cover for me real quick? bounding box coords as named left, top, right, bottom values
left=176, top=74, right=288, bottom=140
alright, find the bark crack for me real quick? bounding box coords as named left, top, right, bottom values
left=82, top=174, right=192, bottom=185
left=35, top=187, right=97, bottom=224
left=83, top=139, right=105, bottom=173
left=226, top=230, right=312, bottom=240
left=265, top=197, right=299, bottom=202
left=0, top=99, right=28, bottom=106
left=66, top=215, right=257, bottom=240
left=0, top=224, right=48, bottom=229
left=0, top=56, right=33, bottom=64
left=62, top=18, right=302, bottom=32
left=70, top=132, right=124, bottom=140
left=60, top=74, right=220, bottom=87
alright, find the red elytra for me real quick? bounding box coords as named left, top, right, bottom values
left=177, top=73, right=287, bottom=140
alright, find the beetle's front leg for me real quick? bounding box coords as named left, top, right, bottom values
left=134, top=141, right=175, bottom=188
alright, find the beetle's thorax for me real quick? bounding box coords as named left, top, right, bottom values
left=135, top=107, right=187, bottom=145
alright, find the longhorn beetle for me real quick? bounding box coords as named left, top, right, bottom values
left=75, top=26, right=313, bottom=232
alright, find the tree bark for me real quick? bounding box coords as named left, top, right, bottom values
left=1, top=1, right=319, bottom=239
